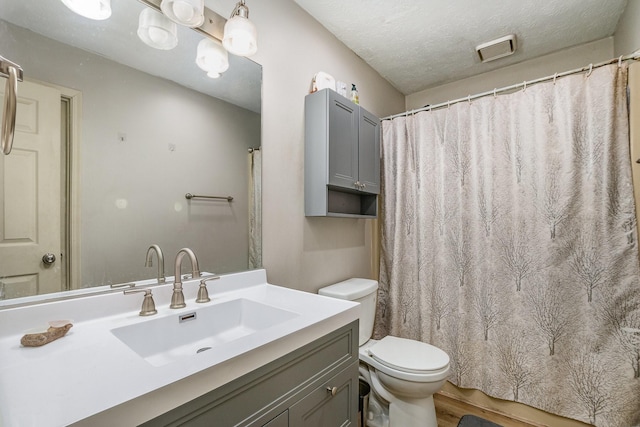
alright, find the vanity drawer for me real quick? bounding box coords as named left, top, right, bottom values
left=142, top=320, right=358, bottom=427
left=289, top=362, right=359, bottom=426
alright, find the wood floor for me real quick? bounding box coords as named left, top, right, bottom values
left=434, top=392, right=541, bottom=427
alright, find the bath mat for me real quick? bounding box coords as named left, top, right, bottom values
left=457, top=414, right=503, bottom=427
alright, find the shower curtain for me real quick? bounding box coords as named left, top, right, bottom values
left=377, top=64, right=640, bottom=427
left=248, top=149, right=262, bottom=269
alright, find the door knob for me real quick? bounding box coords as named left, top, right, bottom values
left=42, top=253, right=56, bottom=265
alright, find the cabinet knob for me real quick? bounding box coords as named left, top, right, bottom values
left=326, top=386, right=338, bottom=396
left=354, top=181, right=367, bottom=191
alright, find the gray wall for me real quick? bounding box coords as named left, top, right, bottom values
left=240, top=0, right=405, bottom=292
left=614, top=0, right=640, bottom=55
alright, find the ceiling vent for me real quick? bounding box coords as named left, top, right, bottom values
left=476, top=34, right=517, bottom=63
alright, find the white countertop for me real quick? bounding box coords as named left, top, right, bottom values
left=0, top=270, right=359, bottom=427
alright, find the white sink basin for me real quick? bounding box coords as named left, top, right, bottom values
left=0, top=270, right=360, bottom=427
left=111, top=298, right=299, bottom=367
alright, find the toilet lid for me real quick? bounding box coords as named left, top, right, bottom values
left=368, top=336, right=449, bottom=374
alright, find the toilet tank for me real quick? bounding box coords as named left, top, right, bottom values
left=318, top=278, right=378, bottom=346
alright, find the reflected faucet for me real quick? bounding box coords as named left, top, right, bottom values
left=145, top=244, right=166, bottom=284
left=170, top=248, right=201, bottom=309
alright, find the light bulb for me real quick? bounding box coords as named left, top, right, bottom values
left=138, top=8, right=178, bottom=50
left=148, top=27, right=169, bottom=45
left=228, top=34, right=252, bottom=54
left=160, top=0, right=204, bottom=28
left=222, top=15, right=257, bottom=57
left=196, top=38, right=229, bottom=77
left=60, top=0, right=111, bottom=20
left=172, top=2, right=195, bottom=23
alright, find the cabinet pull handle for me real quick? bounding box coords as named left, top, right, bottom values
left=326, top=386, right=338, bottom=396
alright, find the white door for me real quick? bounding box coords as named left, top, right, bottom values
left=0, top=80, right=63, bottom=299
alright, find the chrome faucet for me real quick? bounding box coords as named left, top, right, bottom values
left=170, top=248, right=201, bottom=309
left=123, top=288, right=157, bottom=316
left=145, top=244, right=166, bottom=284
left=196, top=275, right=220, bottom=303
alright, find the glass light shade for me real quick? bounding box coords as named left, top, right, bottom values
left=222, top=15, right=257, bottom=57
left=160, top=0, right=204, bottom=28
left=195, top=38, right=229, bottom=78
left=137, top=8, right=178, bottom=50
left=60, top=0, right=111, bottom=20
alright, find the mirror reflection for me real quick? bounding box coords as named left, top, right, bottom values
left=0, top=0, right=262, bottom=302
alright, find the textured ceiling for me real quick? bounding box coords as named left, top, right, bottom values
left=294, top=0, right=628, bottom=95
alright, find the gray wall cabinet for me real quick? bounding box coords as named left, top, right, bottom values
left=140, top=321, right=359, bottom=427
left=305, top=89, right=380, bottom=218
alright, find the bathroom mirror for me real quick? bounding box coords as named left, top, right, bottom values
left=0, top=0, right=262, bottom=303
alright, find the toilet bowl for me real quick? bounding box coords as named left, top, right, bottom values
left=318, top=279, right=450, bottom=427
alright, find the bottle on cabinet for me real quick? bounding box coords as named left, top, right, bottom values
left=350, top=83, right=359, bottom=104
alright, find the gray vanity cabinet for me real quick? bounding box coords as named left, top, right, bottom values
left=289, top=363, right=357, bottom=425
left=305, top=89, right=380, bottom=218
left=141, top=321, right=359, bottom=427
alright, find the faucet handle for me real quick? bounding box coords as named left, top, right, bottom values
left=196, top=275, right=220, bottom=303
left=124, top=289, right=158, bottom=316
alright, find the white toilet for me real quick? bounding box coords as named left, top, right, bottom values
left=319, top=278, right=450, bottom=427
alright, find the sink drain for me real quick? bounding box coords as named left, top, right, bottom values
left=196, top=347, right=212, bottom=354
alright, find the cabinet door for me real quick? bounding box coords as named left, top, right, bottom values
left=289, top=363, right=358, bottom=427
left=328, top=91, right=359, bottom=190
left=358, top=107, right=380, bottom=194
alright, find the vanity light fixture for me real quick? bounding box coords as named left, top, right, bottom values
left=160, top=0, right=205, bottom=28
left=222, top=0, right=257, bottom=57
left=137, top=8, right=178, bottom=50
left=60, top=0, right=112, bottom=20
left=195, top=38, right=229, bottom=78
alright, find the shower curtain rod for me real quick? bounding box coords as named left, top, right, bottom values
left=382, top=52, right=640, bottom=121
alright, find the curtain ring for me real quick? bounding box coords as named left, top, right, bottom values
left=522, top=81, right=527, bottom=92
left=618, top=55, right=624, bottom=67
left=586, top=63, right=593, bottom=77
left=447, top=100, right=450, bottom=109
left=553, top=73, right=558, bottom=85
left=493, top=88, right=497, bottom=98
left=468, top=95, right=471, bottom=104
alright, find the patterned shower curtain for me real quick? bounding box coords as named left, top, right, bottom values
left=248, top=149, right=262, bottom=269
left=376, top=64, right=640, bottom=427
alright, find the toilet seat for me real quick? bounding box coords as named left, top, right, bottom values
left=369, top=336, right=449, bottom=373
left=361, top=336, right=450, bottom=382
